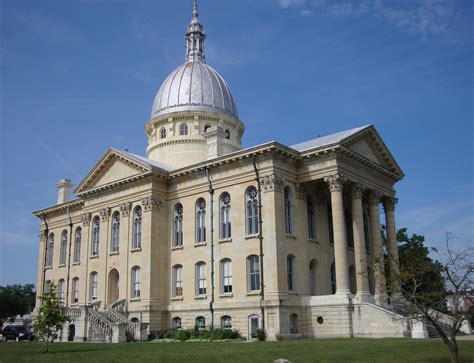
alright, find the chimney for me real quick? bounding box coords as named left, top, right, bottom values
left=56, top=179, right=73, bottom=204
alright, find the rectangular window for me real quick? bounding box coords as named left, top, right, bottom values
left=196, top=263, right=206, bottom=295
left=222, top=260, right=232, bottom=293
left=173, top=266, right=183, bottom=297
left=248, top=256, right=260, bottom=292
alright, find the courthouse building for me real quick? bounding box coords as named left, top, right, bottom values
left=33, top=2, right=412, bottom=342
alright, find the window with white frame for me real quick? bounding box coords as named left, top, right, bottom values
left=73, top=227, right=81, bottom=263
left=58, top=279, right=65, bottom=303
left=195, top=316, right=206, bottom=330
left=246, top=187, right=259, bottom=235
left=72, top=277, right=79, bottom=304
left=221, top=315, right=232, bottom=330
left=172, top=265, right=183, bottom=297
left=290, top=314, right=298, bottom=334
left=59, top=230, right=68, bottom=265
left=284, top=187, right=293, bottom=234
left=111, top=211, right=120, bottom=253
left=131, top=266, right=141, bottom=298
left=172, top=317, right=182, bottom=330
left=46, top=233, right=54, bottom=267
left=179, top=123, right=188, bottom=135
left=133, top=206, right=142, bottom=249
left=220, top=258, right=232, bottom=293
left=287, top=254, right=295, bottom=291
left=92, top=216, right=100, bottom=256
left=173, top=203, right=183, bottom=247
left=307, top=196, right=316, bottom=239
left=195, top=198, right=206, bottom=244
left=220, top=192, right=231, bottom=239
left=160, top=127, right=167, bottom=139
left=247, top=255, right=260, bottom=292
left=195, top=262, right=206, bottom=296
left=90, top=272, right=98, bottom=301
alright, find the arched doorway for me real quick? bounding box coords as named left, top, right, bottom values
left=107, top=269, right=120, bottom=305
left=309, top=259, right=318, bottom=296
left=68, top=324, right=75, bottom=341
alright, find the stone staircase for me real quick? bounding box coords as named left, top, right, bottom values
left=86, top=300, right=135, bottom=342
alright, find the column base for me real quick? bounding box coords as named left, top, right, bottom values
left=335, top=289, right=352, bottom=297
left=355, top=292, right=373, bottom=303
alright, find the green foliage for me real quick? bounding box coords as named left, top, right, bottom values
left=151, top=328, right=241, bottom=341
left=33, top=283, right=69, bottom=353
left=255, top=329, right=266, bottom=341
left=0, top=284, right=36, bottom=319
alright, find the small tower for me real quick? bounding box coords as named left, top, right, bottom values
left=56, top=179, right=73, bottom=204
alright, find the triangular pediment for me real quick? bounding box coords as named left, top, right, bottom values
left=75, top=149, right=153, bottom=195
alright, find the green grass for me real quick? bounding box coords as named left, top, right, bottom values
left=0, top=338, right=473, bottom=363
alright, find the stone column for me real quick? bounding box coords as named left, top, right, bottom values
left=324, top=173, right=350, bottom=295
left=351, top=184, right=371, bottom=301
left=368, top=192, right=388, bottom=306
left=383, top=196, right=402, bottom=302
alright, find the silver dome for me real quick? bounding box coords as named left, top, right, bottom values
left=151, top=61, right=239, bottom=119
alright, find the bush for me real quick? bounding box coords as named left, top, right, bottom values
left=149, top=327, right=242, bottom=342
left=256, top=329, right=266, bottom=341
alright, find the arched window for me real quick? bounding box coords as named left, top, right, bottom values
left=195, top=262, right=206, bottom=296
left=363, top=211, right=371, bottom=253
left=287, top=254, right=295, bottom=291
left=330, top=262, right=336, bottom=294
left=290, top=314, right=298, bottom=334
left=309, top=259, right=318, bottom=296
left=133, top=206, right=142, bottom=249
left=345, top=209, right=354, bottom=248
left=221, top=315, right=232, bottom=330
left=172, top=317, right=182, bottom=330
left=247, top=255, right=260, bottom=292
left=195, top=316, right=206, bottom=330
left=131, top=266, right=141, bottom=298
left=46, top=233, right=54, bottom=267
left=195, top=198, right=206, bottom=244
left=58, top=279, right=65, bottom=303
left=173, top=203, right=183, bottom=247
left=220, top=192, right=231, bottom=239
left=92, top=216, right=100, bottom=256
left=111, top=211, right=120, bottom=253
left=284, top=187, right=293, bottom=234
left=90, top=272, right=98, bottom=301
left=327, top=202, right=334, bottom=244
left=204, top=124, right=211, bottom=133
left=245, top=187, right=259, bottom=235
left=172, top=265, right=183, bottom=297
left=307, top=196, right=316, bottom=239
left=349, top=265, right=356, bottom=294
left=72, top=277, right=79, bottom=304
left=179, top=123, right=188, bottom=135
left=60, top=230, right=68, bottom=265
left=220, top=258, right=232, bottom=293
left=160, top=127, right=167, bottom=139
left=225, top=129, right=230, bottom=139
left=73, top=227, right=81, bottom=263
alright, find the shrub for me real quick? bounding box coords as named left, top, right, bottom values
left=256, top=329, right=266, bottom=341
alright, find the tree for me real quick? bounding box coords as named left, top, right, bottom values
left=33, top=283, right=69, bottom=353
left=395, top=230, right=473, bottom=363
left=0, top=284, right=36, bottom=319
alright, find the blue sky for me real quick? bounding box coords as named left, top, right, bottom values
left=0, top=0, right=472, bottom=286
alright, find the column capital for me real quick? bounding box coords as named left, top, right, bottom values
left=81, top=212, right=91, bottom=226
left=324, top=173, right=346, bottom=193
left=368, top=191, right=382, bottom=206
left=351, top=183, right=365, bottom=199
left=383, top=196, right=398, bottom=212
left=99, top=207, right=111, bottom=222
left=119, top=202, right=132, bottom=217
left=141, top=197, right=163, bottom=212
left=261, top=174, right=285, bottom=193
left=39, top=231, right=46, bottom=243
left=295, top=183, right=305, bottom=200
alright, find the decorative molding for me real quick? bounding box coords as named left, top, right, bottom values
left=324, top=173, right=346, bottom=193
left=119, top=202, right=132, bottom=217
left=261, top=174, right=285, bottom=193
left=368, top=191, right=383, bottom=207
left=99, top=208, right=111, bottom=222
left=295, top=183, right=305, bottom=200
left=141, top=197, right=163, bottom=212
left=351, top=183, right=365, bottom=199
left=81, top=212, right=92, bottom=226
left=383, top=196, right=398, bottom=212
left=39, top=231, right=46, bottom=243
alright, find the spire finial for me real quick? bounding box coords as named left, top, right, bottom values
left=193, top=0, right=198, bottom=17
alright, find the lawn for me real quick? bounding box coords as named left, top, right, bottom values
left=0, top=338, right=473, bottom=362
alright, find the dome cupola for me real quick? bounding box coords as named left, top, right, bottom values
left=146, top=1, right=244, bottom=169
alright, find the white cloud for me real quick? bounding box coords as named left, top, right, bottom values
left=300, top=9, right=315, bottom=16
left=278, top=0, right=306, bottom=9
